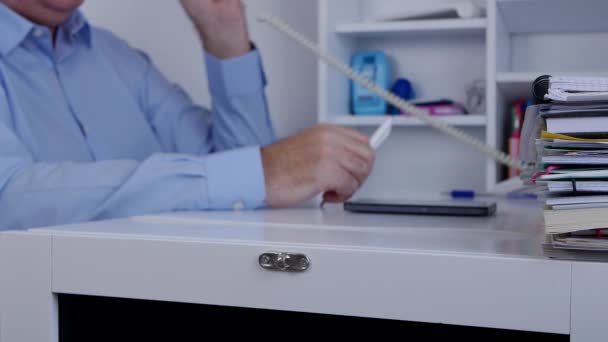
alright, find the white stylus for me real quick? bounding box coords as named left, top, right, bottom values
left=370, top=117, right=393, bottom=150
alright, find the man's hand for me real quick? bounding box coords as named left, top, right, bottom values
left=180, top=0, right=251, bottom=59
left=261, top=125, right=375, bottom=208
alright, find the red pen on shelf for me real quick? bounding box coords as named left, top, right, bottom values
left=508, top=101, right=525, bottom=179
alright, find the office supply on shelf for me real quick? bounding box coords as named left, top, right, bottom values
left=368, top=1, right=485, bottom=22
left=370, top=117, right=393, bottom=150
left=257, top=12, right=529, bottom=172
left=508, top=101, right=530, bottom=178
left=351, top=51, right=391, bottom=115
left=389, top=79, right=415, bottom=115
left=404, top=101, right=468, bottom=116
left=466, top=79, right=486, bottom=114
left=411, top=99, right=455, bottom=106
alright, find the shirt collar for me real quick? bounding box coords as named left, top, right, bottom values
left=63, top=10, right=92, bottom=47
left=0, top=2, right=34, bottom=56
left=0, top=3, right=91, bottom=57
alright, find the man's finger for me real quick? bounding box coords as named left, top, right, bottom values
left=323, top=191, right=340, bottom=204
left=329, top=125, right=370, bottom=145
left=329, top=167, right=359, bottom=203
left=332, top=135, right=375, bottom=170
left=336, top=150, right=370, bottom=186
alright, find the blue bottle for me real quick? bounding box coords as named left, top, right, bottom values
left=351, top=51, right=391, bottom=116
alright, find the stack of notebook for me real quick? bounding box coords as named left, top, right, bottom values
left=525, top=77, right=608, bottom=261
left=546, top=76, right=608, bottom=103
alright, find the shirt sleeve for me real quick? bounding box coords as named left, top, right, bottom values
left=140, top=46, right=276, bottom=155
left=0, top=122, right=267, bottom=230
left=0, top=81, right=267, bottom=230
left=130, top=46, right=276, bottom=217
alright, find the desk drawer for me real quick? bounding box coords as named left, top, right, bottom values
left=52, top=236, right=570, bottom=334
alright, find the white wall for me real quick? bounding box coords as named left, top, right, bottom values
left=81, top=0, right=318, bottom=139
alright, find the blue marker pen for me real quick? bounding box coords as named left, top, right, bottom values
left=448, top=190, right=538, bottom=200
left=450, top=190, right=477, bottom=199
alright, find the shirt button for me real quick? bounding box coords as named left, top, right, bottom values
left=232, top=201, right=245, bottom=211
left=33, top=29, right=45, bottom=38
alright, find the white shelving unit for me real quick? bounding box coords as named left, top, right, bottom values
left=488, top=0, right=608, bottom=186
left=331, top=115, right=488, bottom=128
left=318, top=0, right=608, bottom=198
left=335, top=18, right=487, bottom=37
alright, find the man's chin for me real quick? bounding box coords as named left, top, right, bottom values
left=42, top=0, right=84, bottom=13
left=36, top=0, right=83, bottom=26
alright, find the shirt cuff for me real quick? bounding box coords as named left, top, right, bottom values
left=204, top=146, right=267, bottom=210
left=205, top=47, right=267, bottom=100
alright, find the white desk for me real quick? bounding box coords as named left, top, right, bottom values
left=0, top=199, right=605, bottom=341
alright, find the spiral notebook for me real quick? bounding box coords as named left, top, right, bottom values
left=548, top=77, right=608, bottom=102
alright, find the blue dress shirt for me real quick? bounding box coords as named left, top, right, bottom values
left=0, top=4, right=276, bottom=230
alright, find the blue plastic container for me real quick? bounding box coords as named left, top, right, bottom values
left=351, top=51, right=391, bottom=116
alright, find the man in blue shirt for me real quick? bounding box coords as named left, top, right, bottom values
left=0, top=0, right=375, bottom=230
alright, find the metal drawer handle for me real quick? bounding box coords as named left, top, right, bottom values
left=259, top=252, right=310, bottom=272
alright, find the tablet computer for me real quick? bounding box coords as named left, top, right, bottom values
left=344, top=198, right=497, bottom=217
